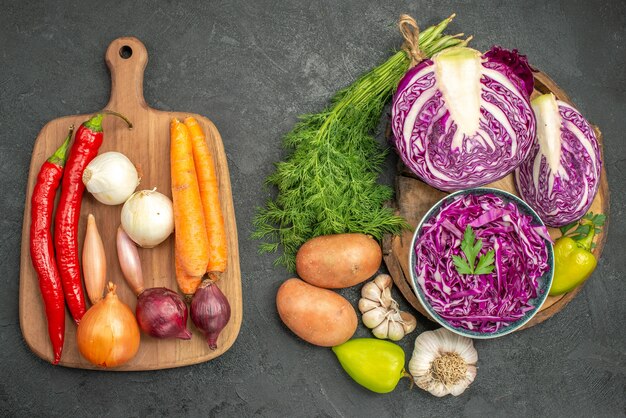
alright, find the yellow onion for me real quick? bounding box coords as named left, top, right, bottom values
left=77, top=282, right=140, bottom=368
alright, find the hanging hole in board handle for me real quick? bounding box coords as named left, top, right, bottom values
left=105, top=37, right=148, bottom=109
left=119, top=45, right=133, bottom=59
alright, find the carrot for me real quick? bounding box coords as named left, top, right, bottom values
left=174, top=246, right=202, bottom=299
left=170, top=118, right=209, bottom=280
left=184, top=116, right=228, bottom=278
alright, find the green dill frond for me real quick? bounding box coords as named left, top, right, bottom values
left=253, top=16, right=468, bottom=271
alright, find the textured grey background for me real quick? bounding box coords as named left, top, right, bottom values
left=1, top=0, right=624, bottom=417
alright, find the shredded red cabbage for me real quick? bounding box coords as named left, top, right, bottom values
left=414, top=193, right=551, bottom=333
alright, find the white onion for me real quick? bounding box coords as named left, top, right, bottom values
left=83, top=152, right=139, bottom=205
left=121, top=189, right=174, bottom=248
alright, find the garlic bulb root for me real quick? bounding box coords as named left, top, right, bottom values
left=358, top=274, right=417, bottom=341
left=408, top=328, right=478, bottom=397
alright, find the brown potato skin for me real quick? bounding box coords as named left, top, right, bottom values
left=295, top=233, right=382, bottom=289
left=276, top=278, right=357, bottom=347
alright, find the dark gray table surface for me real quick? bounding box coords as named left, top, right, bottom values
left=1, top=0, right=624, bottom=417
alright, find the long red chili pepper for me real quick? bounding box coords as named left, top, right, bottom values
left=54, top=111, right=132, bottom=324
left=30, top=126, right=74, bottom=364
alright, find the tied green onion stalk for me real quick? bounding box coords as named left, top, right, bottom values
left=253, top=14, right=471, bottom=271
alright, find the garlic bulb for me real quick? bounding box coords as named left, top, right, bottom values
left=358, top=274, right=417, bottom=341
left=408, top=328, right=478, bottom=397
left=121, top=188, right=174, bottom=248
left=83, top=152, right=139, bottom=205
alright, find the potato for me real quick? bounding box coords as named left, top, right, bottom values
left=296, top=233, right=382, bottom=289
left=276, top=278, right=357, bottom=347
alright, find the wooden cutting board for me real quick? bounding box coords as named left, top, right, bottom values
left=19, top=37, right=242, bottom=370
left=383, top=70, right=610, bottom=330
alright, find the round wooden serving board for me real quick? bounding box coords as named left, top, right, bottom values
left=383, top=70, right=609, bottom=331
left=19, top=37, right=242, bottom=370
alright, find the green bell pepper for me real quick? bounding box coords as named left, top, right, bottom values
left=550, top=221, right=597, bottom=296
left=332, top=338, right=407, bottom=394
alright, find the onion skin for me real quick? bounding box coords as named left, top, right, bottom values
left=136, top=288, right=192, bottom=340
left=191, top=280, right=231, bottom=349
left=76, top=283, right=140, bottom=368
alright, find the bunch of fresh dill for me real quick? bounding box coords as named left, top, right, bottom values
left=253, top=15, right=470, bottom=271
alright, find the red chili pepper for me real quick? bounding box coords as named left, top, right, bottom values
left=54, top=111, right=132, bottom=324
left=30, top=126, right=74, bottom=364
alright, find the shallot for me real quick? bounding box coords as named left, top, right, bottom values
left=82, top=214, right=106, bottom=304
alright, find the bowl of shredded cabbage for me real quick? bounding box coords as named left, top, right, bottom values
left=409, top=188, right=554, bottom=338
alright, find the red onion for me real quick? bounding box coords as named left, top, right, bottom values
left=136, top=288, right=192, bottom=340
left=191, top=280, right=231, bottom=349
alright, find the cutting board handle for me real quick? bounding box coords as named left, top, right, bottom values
left=105, top=37, right=148, bottom=111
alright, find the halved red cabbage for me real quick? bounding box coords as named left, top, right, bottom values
left=414, top=192, right=550, bottom=333
left=515, top=93, right=601, bottom=227
left=483, top=46, right=535, bottom=97
left=392, top=46, right=536, bottom=191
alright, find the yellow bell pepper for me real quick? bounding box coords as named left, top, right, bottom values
left=550, top=222, right=597, bottom=296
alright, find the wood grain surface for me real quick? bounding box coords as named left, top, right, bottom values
left=383, top=70, right=609, bottom=330
left=19, top=37, right=242, bottom=370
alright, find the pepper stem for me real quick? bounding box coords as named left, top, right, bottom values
left=83, top=111, right=133, bottom=133
left=47, top=125, right=74, bottom=166
left=83, top=114, right=104, bottom=132
left=576, top=219, right=596, bottom=252
left=402, top=369, right=415, bottom=390
left=102, top=110, right=133, bottom=129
